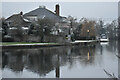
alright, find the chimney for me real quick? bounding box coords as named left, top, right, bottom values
left=55, top=4, right=60, bottom=16
left=20, top=11, right=23, bottom=15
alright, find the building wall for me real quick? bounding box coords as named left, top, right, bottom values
left=43, top=35, right=68, bottom=43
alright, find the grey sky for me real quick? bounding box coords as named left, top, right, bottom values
left=2, top=2, right=118, bottom=21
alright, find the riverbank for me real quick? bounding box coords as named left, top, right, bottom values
left=0, top=40, right=98, bottom=49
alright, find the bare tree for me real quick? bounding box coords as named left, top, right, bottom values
left=106, top=20, right=118, bottom=39
left=78, top=18, right=96, bottom=40
left=118, top=17, right=120, bottom=40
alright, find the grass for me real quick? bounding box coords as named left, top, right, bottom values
left=0, top=42, right=59, bottom=46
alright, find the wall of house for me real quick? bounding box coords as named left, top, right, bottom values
left=43, top=35, right=68, bottom=43
left=26, top=35, right=41, bottom=42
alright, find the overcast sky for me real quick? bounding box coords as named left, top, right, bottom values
left=2, top=2, right=118, bottom=21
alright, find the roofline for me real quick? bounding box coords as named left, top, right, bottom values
left=23, top=7, right=64, bottom=19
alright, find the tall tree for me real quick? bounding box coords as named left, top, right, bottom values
left=1, top=18, right=9, bottom=38
left=80, top=19, right=96, bottom=40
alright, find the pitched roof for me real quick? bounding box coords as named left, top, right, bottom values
left=6, top=14, right=31, bottom=27
left=23, top=7, right=64, bottom=22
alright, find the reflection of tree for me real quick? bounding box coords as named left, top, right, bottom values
left=105, top=40, right=118, bottom=53
left=26, top=49, right=56, bottom=76
left=100, top=45, right=103, bottom=55
left=2, top=45, right=96, bottom=78
left=74, top=45, right=96, bottom=66
left=2, top=50, right=24, bottom=72
left=62, top=45, right=96, bottom=68
left=2, top=52, right=8, bottom=69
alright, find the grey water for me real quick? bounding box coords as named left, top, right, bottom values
left=2, top=40, right=118, bottom=78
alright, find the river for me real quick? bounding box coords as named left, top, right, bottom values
left=2, top=40, right=118, bottom=78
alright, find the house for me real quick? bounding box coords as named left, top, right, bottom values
left=23, top=4, right=69, bottom=36
left=4, top=12, right=31, bottom=42
left=23, top=4, right=70, bottom=42
left=4, top=4, right=71, bottom=42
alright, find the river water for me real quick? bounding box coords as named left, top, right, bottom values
left=2, top=40, right=118, bottom=78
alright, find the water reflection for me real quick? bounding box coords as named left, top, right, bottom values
left=2, top=41, right=118, bottom=78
